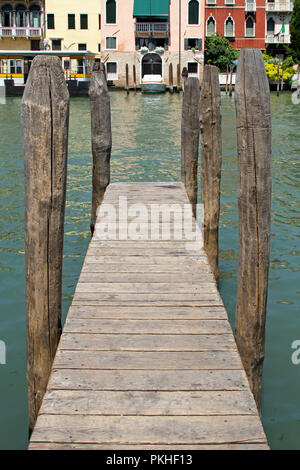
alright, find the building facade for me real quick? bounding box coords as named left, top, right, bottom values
left=100, top=0, right=205, bottom=87
left=205, top=0, right=293, bottom=52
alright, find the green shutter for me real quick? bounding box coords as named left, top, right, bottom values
left=47, top=14, right=55, bottom=29
left=106, top=0, right=116, bottom=24
left=184, top=39, right=188, bottom=50
left=68, top=14, right=75, bottom=30
left=188, top=0, right=199, bottom=25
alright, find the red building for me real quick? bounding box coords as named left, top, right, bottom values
left=205, top=0, right=266, bottom=50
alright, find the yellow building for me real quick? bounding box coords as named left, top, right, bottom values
left=44, top=0, right=101, bottom=54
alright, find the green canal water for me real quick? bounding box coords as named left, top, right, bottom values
left=0, top=92, right=299, bottom=450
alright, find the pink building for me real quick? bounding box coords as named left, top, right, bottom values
left=100, top=0, right=205, bottom=87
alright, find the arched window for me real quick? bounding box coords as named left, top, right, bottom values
left=1, top=4, right=13, bottom=27
left=225, top=17, right=234, bottom=37
left=16, top=4, right=27, bottom=28
left=245, top=16, right=254, bottom=36
left=188, top=0, right=199, bottom=25
left=29, top=5, right=40, bottom=28
left=207, top=17, right=216, bottom=36
left=267, top=17, right=275, bottom=33
left=106, top=0, right=116, bottom=24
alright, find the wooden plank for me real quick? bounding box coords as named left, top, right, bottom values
left=79, top=272, right=216, bottom=283
left=48, top=369, right=251, bottom=392
left=84, top=256, right=209, bottom=265
left=60, top=333, right=236, bottom=351
left=30, top=415, right=267, bottom=445
left=39, top=390, right=257, bottom=416
left=67, top=306, right=228, bottom=320
left=72, top=293, right=223, bottom=305
left=81, top=264, right=211, bottom=273
left=63, top=319, right=231, bottom=335
left=75, top=283, right=217, bottom=294
left=53, top=350, right=242, bottom=370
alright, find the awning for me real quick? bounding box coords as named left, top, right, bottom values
left=133, top=0, right=169, bottom=19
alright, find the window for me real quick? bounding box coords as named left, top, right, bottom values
left=188, top=0, right=199, bottom=25
left=225, top=17, right=234, bottom=37
left=47, top=14, right=55, bottom=29
left=31, top=39, right=40, bottom=50
left=2, top=5, right=13, bottom=27
left=207, top=17, right=216, bottom=36
left=246, top=17, right=255, bottom=36
left=106, top=36, right=117, bottom=49
left=9, top=60, right=23, bottom=74
left=225, top=0, right=235, bottom=4
left=30, top=6, right=40, bottom=28
left=107, top=62, right=117, bottom=75
left=188, top=62, right=198, bottom=76
left=68, top=14, right=75, bottom=29
left=98, top=43, right=101, bottom=52
left=106, top=0, right=116, bottom=24
left=52, top=39, right=62, bottom=51
left=206, top=0, right=216, bottom=4
left=99, top=14, right=101, bottom=29
left=267, top=17, right=275, bottom=33
left=78, top=43, right=87, bottom=51
left=16, top=6, right=27, bottom=27
left=80, top=14, right=88, bottom=29
left=184, top=38, right=202, bottom=50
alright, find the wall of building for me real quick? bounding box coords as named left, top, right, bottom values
left=101, top=0, right=204, bottom=87
left=205, top=0, right=266, bottom=50
left=45, top=0, right=101, bottom=53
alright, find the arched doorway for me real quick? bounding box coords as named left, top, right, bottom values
left=142, top=53, right=162, bottom=78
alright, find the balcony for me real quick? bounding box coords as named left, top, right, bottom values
left=266, top=1, right=293, bottom=11
left=245, top=1, right=257, bottom=12
left=0, top=27, right=42, bottom=39
left=135, top=23, right=169, bottom=37
left=266, top=33, right=291, bottom=43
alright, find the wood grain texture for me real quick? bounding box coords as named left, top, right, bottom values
left=234, top=49, right=272, bottom=410
left=22, top=55, right=69, bottom=433
left=89, top=62, right=111, bottom=233
left=29, top=182, right=268, bottom=450
left=200, top=65, right=222, bottom=282
left=181, top=77, right=200, bottom=215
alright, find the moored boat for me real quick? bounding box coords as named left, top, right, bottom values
left=141, top=74, right=166, bottom=93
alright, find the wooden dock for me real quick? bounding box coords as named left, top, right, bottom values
left=29, top=183, right=268, bottom=450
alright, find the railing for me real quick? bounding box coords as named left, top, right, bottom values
left=266, top=33, right=291, bottom=43
left=135, top=23, right=169, bottom=34
left=266, top=1, right=293, bottom=11
left=0, top=26, right=42, bottom=39
left=245, top=1, right=257, bottom=11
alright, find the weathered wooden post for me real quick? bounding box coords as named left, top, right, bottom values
left=169, top=63, right=174, bottom=94
left=181, top=67, right=188, bottom=92
left=22, top=55, right=69, bottom=433
left=200, top=65, right=222, bottom=283
left=177, top=63, right=181, bottom=92
left=133, top=64, right=137, bottom=92
left=277, top=62, right=280, bottom=96
left=181, top=77, right=200, bottom=216
left=229, top=67, right=233, bottom=97
left=126, top=63, right=129, bottom=94
left=225, top=65, right=229, bottom=94
left=89, top=62, right=112, bottom=233
left=235, top=49, right=272, bottom=411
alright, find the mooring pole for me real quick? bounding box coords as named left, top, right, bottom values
left=235, top=49, right=272, bottom=411
left=89, top=62, right=112, bottom=234
left=133, top=64, right=137, bottom=92
left=200, top=65, right=222, bottom=283
left=181, top=76, right=200, bottom=217
left=22, top=55, right=69, bottom=434
left=169, top=63, right=174, bottom=94
left=177, top=63, right=181, bottom=92
left=126, top=63, right=129, bottom=95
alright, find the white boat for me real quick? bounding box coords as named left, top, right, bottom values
left=141, top=74, right=166, bottom=94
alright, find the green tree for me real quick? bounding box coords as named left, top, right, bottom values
left=290, top=0, right=300, bottom=62
left=204, top=34, right=238, bottom=71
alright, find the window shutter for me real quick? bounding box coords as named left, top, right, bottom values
left=184, top=39, right=188, bottom=50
